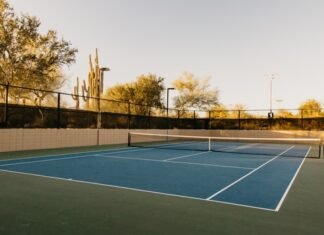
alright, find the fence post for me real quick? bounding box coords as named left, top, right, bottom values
left=301, top=109, right=304, bottom=129
left=148, top=108, right=151, bottom=129
left=268, top=111, right=273, bottom=129
left=4, top=83, right=9, bottom=127
left=57, top=92, right=61, bottom=128
left=177, top=110, right=180, bottom=129
left=318, top=109, right=321, bottom=129
left=208, top=111, right=211, bottom=129
left=193, top=110, right=196, bottom=129
left=238, top=110, right=241, bottom=130
left=127, top=102, right=131, bottom=129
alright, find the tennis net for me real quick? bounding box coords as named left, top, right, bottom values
left=128, top=132, right=323, bottom=158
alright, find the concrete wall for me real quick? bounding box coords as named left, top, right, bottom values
left=0, top=129, right=323, bottom=153
left=0, top=129, right=98, bottom=152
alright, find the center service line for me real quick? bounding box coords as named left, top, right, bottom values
left=163, top=151, right=210, bottom=161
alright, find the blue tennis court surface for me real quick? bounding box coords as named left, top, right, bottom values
left=0, top=143, right=310, bottom=211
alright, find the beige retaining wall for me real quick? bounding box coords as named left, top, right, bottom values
left=0, top=129, right=178, bottom=153
left=0, top=129, right=323, bottom=153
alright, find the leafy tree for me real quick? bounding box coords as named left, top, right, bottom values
left=276, top=109, right=295, bottom=118
left=210, top=104, right=252, bottom=119
left=210, top=104, right=230, bottom=118
left=172, top=72, right=219, bottom=111
left=231, top=104, right=254, bottom=118
left=0, top=0, right=77, bottom=104
left=298, top=99, right=322, bottom=117
left=102, top=74, right=165, bottom=115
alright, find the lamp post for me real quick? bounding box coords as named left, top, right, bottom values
left=166, top=87, right=175, bottom=130
left=97, top=67, right=110, bottom=129
left=267, top=74, right=277, bottom=119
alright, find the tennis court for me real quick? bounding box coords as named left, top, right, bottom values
left=0, top=132, right=321, bottom=212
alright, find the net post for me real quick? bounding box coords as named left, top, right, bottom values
left=208, top=137, right=211, bottom=151
left=127, top=132, right=131, bottom=147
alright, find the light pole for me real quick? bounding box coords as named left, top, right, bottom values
left=267, top=74, right=277, bottom=119
left=166, top=87, right=175, bottom=130
left=97, top=67, right=110, bottom=129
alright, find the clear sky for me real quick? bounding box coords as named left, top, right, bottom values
left=8, top=0, right=324, bottom=109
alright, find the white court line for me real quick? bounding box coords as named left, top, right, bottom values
left=0, top=137, right=278, bottom=165
left=0, top=168, right=276, bottom=212
left=0, top=141, right=260, bottom=169
left=0, top=142, right=193, bottom=164
left=160, top=142, right=273, bottom=165
left=214, top=143, right=288, bottom=156
left=170, top=160, right=254, bottom=170
left=215, top=145, right=244, bottom=151
left=0, top=146, right=132, bottom=162
left=96, top=154, right=254, bottom=170
left=163, top=151, right=209, bottom=161
left=0, top=147, right=159, bottom=167
left=0, top=154, right=97, bottom=167
left=274, top=146, right=310, bottom=211
left=206, top=146, right=295, bottom=200
left=0, top=143, right=206, bottom=167
left=215, top=143, right=259, bottom=152
left=138, top=140, right=207, bottom=150
left=0, top=147, right=253, bottom=171
left=234, top=143, right=259, bottom=150
left=0, top=143, right=310, bottom=212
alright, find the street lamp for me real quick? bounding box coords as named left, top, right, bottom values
left=97, top=67, right=110, bottom=129
left=267, top=74, right=277, bottom=119
left=166, top=87, right=175, bottom=130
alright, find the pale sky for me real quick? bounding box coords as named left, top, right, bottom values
left=8, top=0, right=324, bottom=109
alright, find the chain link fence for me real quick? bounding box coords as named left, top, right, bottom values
left=0, top=83, right=323, bottom=130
